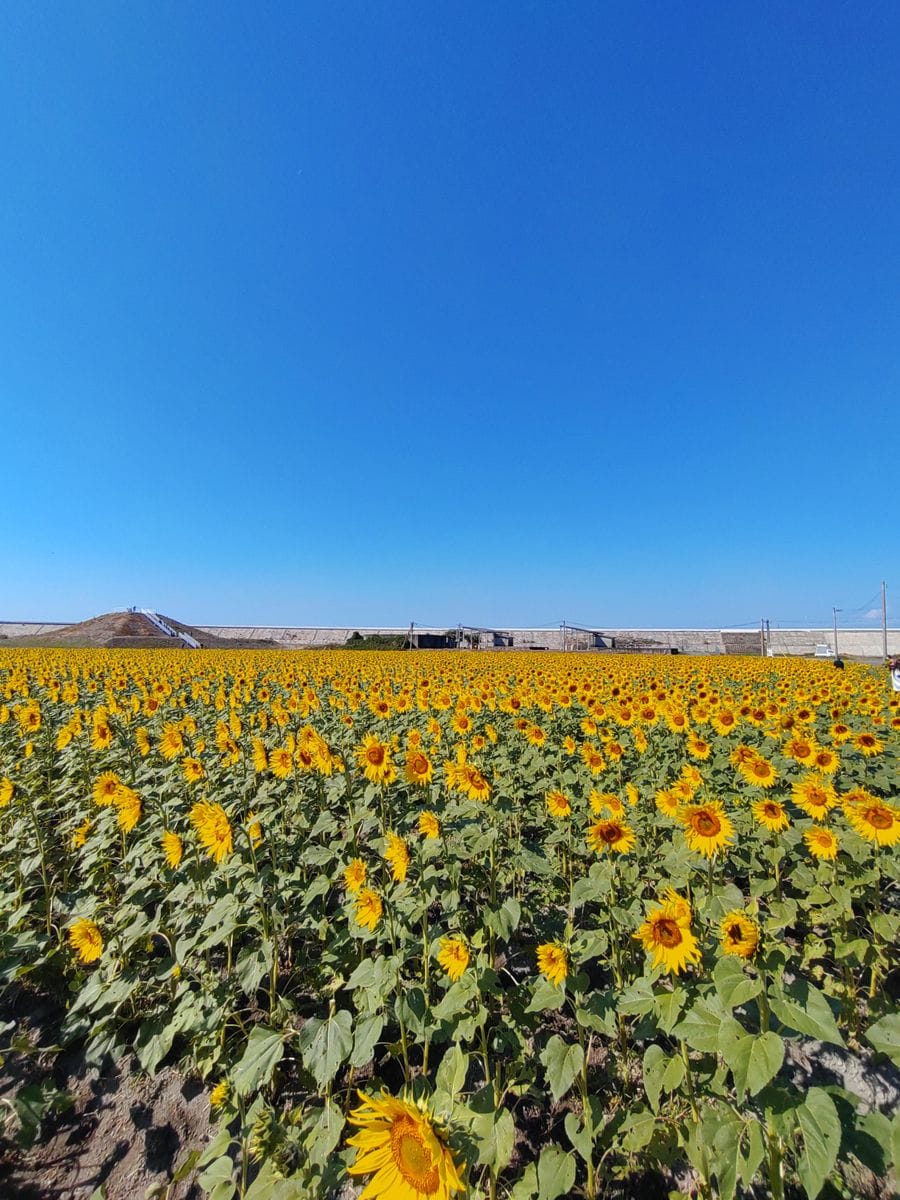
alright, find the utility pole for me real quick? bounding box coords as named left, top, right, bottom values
left=759, top=618, right=766, bottom=658
left=832, top=607, right=841, bottom=660
left=561, top=620, right=567, bottom=652
left=882, top=581, right=888, bottom=661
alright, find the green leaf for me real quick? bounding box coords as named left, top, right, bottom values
left=672, top=1000, right=723, bottom=1053
left=564, top=1111, right=593, bottom=1163
left=707, top=1109, right=744, bottom=1200
left=796, top=1088, right=840, bottom=1199
left=526, top=977, right=565, bottom=1013
left=349, top=1012, right=383, bottom=1069
left=304, top=1099, right=345, bottom=1168
left=509, top=1163, right=538, bottom=1200
left=134, top=1016, right=176, bottom=1076
left=540, top=1035, right=584, bottom=1102
left=714, top=957, right=762, bottom=1009
left=233, top=1026, right=285, bottom=1097
left=865, top=1013, right=900, bottom=1067
left=474, top=1107, right=516, bottom=1171
left=197, top=1155, right=237, bottom=1200
left=537, top=1145, right=577, bottom=1200
left=617, top=976, right=655, bottom=1016
left=767, top=978, right=844, bottom=1047
left=642, top=1044, right=666, bottom=1113
left=717, top=1018, right=784, bottom=1098
left=301, top=1010, right=353, bottom=1088
left=654, top=987, right=686, bottom=1033
left=435, top=1043, right=469, bottom=1098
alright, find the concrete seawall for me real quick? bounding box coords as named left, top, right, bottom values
left=2, top=621, right=898, bottom=657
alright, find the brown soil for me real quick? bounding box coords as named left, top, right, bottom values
left=2, top=612, right=279, bottom=652
left=0, top=991, right=213, bottom=1200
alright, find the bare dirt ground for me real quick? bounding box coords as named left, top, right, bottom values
left=0, top=989, right=213, bottom=1200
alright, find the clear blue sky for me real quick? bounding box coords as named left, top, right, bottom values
left=2, top=3, right=899, bottom=629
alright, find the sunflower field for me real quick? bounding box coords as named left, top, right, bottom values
left=0, top=647, right=898, bottom=1200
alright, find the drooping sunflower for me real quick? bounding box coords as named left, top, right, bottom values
left=719, top=911, right=759, bottom=959
left=437, top=937, right=470, bottom=982
left=682, top=802, right=734, bottom=857
left=71, top=818, right=92, bottom=849
left=354, top=888, right=383, bottom=932
left=418, top=810, right=441, bottom=840
left=384, top=833, right=410, bottom=883
left=346, top=1090, right=464, bottom=1200
left=405, top=750, right=434, bottom=787
left=181, top=756, right=205, bottom=783
left=803, top=827, right=839, bottom=860
left=115, top=786, right=142, bottom=834
left=751, top=797, right=790, bottom=833
left=159, top=722, right=186, bottom=762
left=162, top=830, right=183, bottom=868
left=634, top=902, right=702, bottom=975
left=590, top=790, right=623, bottom=816
left=356, top=734, right=397, bottom=786
left=587, top=817, right=636, bottom=855
left=536, top=942, right=568, bottom=988
left=456, top=764, right=491, bottom=803
left=660, top=888, right=693, bottom=927
left=546, top=790, right=572, bottom=819
left=68, top=918, right=103, bottom=964
left=0, top=777, right=14, bottom=808
left=846, top=799, right=900, bottom=847
left=344, top=858, right=367, bottom=893
left=190, top=800, right=233, bottom=863
left=580, top=743, right=607, bottom=774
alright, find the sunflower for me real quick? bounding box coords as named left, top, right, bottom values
left=803, top=827, right=839, bottom=860
left=660, top=888, right=693, bottom=927
left=251, top=738, right=268, bottom=772
left=135, top=727, right=151, bottom=756
left=115, top=787, right=142, bottom=833
left=356, top=734, right=397, bottom=786
left=209, top=1080, right=230, bottom=1109
left=437, top=937, right=470, bottom=982
left=181, top=756, right=204, bottom=783
left=791, top=776, right=838, bottom=821
left=344, top=858, right=367, bottom=894
left=686, top=734, right=711, bottom=760
left=580, top=743, right=607, bottom=774
left=525, top=725, right=547, bottom=747
left=405, top=750, right=434, bottom=787
left=751, top=797, right=790, bottom=833
left=783, top=735, right=816, bottom=764
left=536, top=942, right=568, bottom=987
left=68, top=918, right=103, bottom=964
left=190, top=800, right=233, bottom=863
left=347, top=1090, right=463, bottom=1200
left=92, top=771, right=122, bottom=807
left=162, top=830, right=183, bottom=868
left=682, top=802, right=734, bottom=856
left=589, top=790, right=623, bottom=816
left=587, top=817, right=636, bottom=855
left=246, top=812, right=262, bottom=847
left=738, top=756, right=779, bottom=789
left=811, top=748, right=839, bottom=774
left=418, top=810, right=441, bottom=840
left=90, top=709, right=112, bottom=751
left=719, top=911, right=759, bottom=959
left=625, top=782, right=639, bottom=807
left=355, top=889, right=383, bottom=932
left=634, top=902, right=701, bottom=975
left=269, top=745, right=294, bottom=779
left=456, top=764, right=491, bottom=803
left=846, top=800, right=900, bottom=847
left=854, top=732, right=884, bottom=757
left=384, top=833, right=410, bottom=883
left=159, top=722, right=185, bottom=761
left=546, top=790, right=572, bottom=819
left=71, top=818, right=92, bottom=849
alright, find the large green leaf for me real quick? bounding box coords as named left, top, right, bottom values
left=537, top=1145, right=576, bottom=1199
left=642, top=1044, right=666, bottom=1113
left=865, top=1013, right=900, bottom=1067
left=717, top=1017, right=784, bottom=1098
left=672, top=1000, right=723, bottom=1053
left=767, top=978, right=844, bottom=1047
left=540, top=1035, right=584, bottom=1102
left=233, top=1026, right=285, bottom=1097
left=796, top=1088, right=840, bottom=1199
left=300, top=1010, right=353, bottom=1088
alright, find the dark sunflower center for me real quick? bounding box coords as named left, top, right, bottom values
left=656, top=919, right=682, bottom=947
left=694, top=812, right=720, bottom=837
left=867, top=807, right=892, bottom=830
left=366, top=747, right=385, bottom=765
left=600, top=823, right=623, bottom=843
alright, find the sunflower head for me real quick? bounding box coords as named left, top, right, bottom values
left=719, top=911, right=759, bottom=959
left=347, top=1090, right=463, bottom=1200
